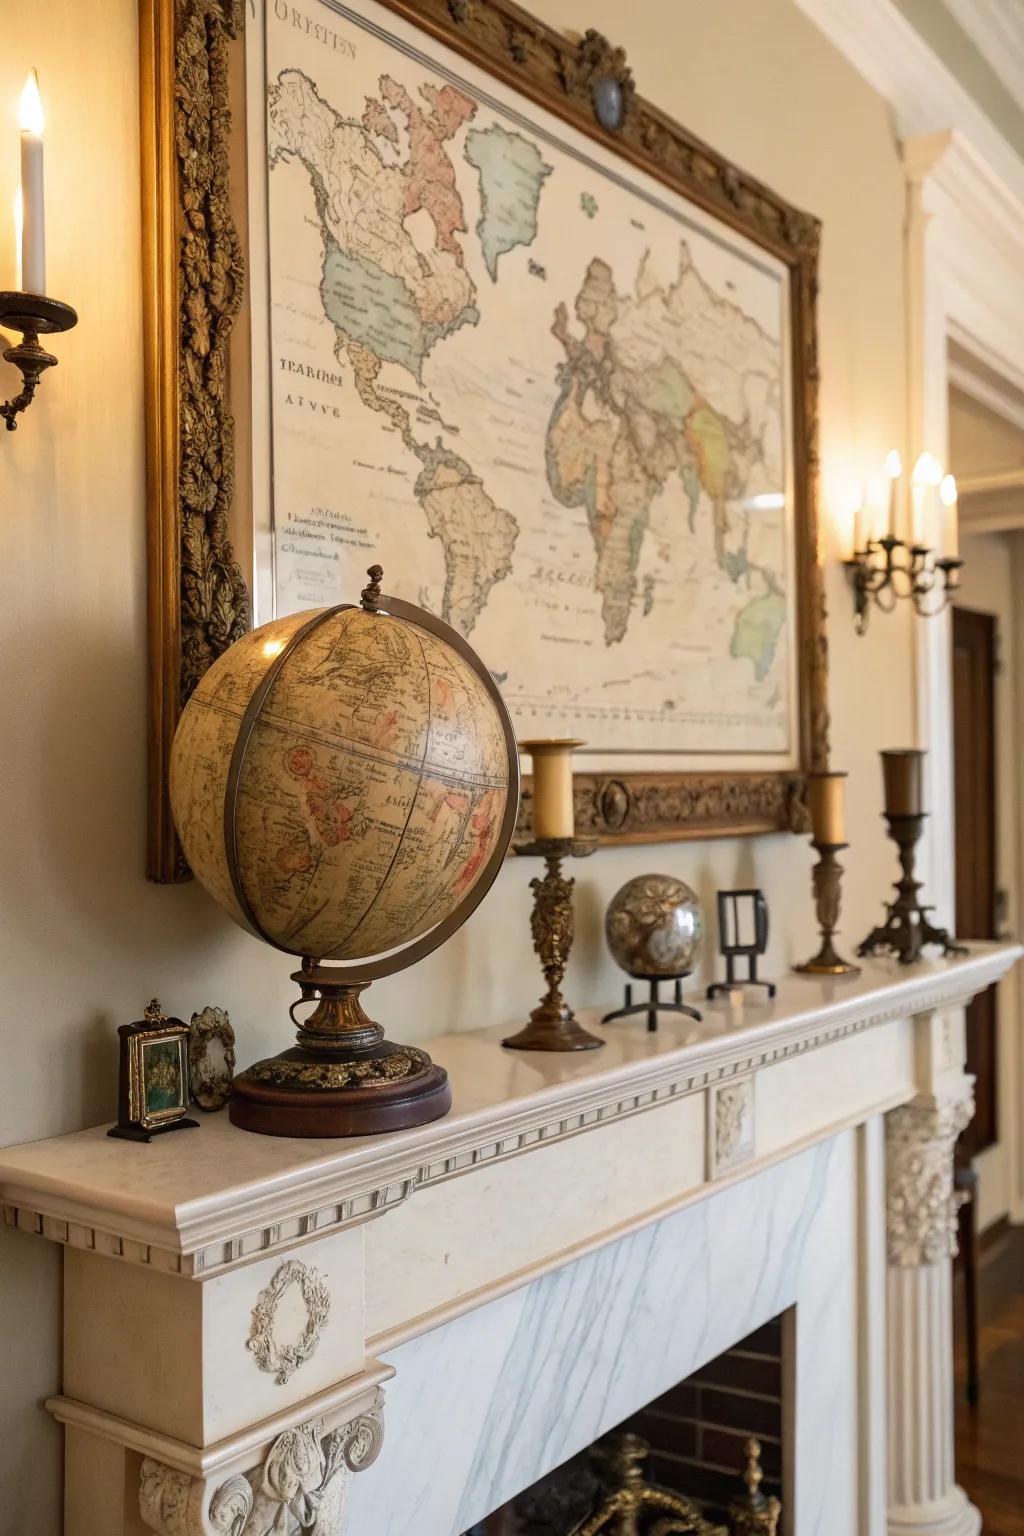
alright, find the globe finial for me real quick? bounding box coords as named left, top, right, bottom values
left=361, top=565, right=384, bottom=611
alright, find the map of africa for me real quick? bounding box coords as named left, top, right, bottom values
left=257, top=0, right=796, bottom=762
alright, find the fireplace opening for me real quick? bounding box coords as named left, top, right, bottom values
left=463, top=1313, right=789, bottom=1535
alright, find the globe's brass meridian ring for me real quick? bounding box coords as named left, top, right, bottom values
left=169, top=569, right=520, bottom=1136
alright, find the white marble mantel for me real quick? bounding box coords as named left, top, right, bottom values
left=1, top=943, right=1018, bottom=1536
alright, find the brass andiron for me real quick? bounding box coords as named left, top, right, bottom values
left=0, top=292, right=77, bottom=430
left=503, top=837, right=604, bottom=1051
left=858, top=813, right=966, bottom=965
left=569, top=1432, right=727, bottom=1535
left=727, top=1439, right=781, bottom=1536
left=794, top=841, right=860, bottom=976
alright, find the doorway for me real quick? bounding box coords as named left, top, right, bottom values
left=952, top=607, right=998, bottom=1157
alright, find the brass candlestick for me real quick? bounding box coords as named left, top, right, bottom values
left=858, top=813, right=966, bottom=964
left=503, top=837, right=603, bottom=1052
left=794, top=841, right=860, bottom=976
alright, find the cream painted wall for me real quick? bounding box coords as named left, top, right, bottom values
left=956, top=531, right=1024, bottom=1230
left=0, top=2, right=911, bottom=1529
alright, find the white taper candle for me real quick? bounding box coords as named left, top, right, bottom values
left=18, top=71, right=45, bottom=295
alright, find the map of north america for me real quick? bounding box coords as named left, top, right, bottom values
left=264, top=22, right=791, bottom=755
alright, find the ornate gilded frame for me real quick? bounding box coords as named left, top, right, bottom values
left=141, top=0, right=827, bottom=882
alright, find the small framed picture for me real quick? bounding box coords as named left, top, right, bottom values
left=108, top=1000, right=199, bottom=1142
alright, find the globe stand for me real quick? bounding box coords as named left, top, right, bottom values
left=229, top=964, right=452, bottom=1138
left=601, top=973, right=702, bottom=1033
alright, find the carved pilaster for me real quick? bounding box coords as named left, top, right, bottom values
left=139, top=1393, right=384, bottom=1536
left=885, top=1089, right=973, bottom=1267
left=885, top=1086, right=979, bottom=1536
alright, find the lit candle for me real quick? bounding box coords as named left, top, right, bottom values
left=807, top=770, right=846, bottom=844
left=521, top=738, right=583, bottom=840
left=865, top=477, right=885, bottom=544
left=911, top=453, right=943, bottom=548
left=884, top=450, right=902, bottom=539
left=12, top=190, right=22, bottom=290
left=18, top=70, right=45, bottom=295
left=852, top=497, right=865, bottom=556
left=940, top=473, right=959, bottom=560
left=881, top=749, right=924, bottom=816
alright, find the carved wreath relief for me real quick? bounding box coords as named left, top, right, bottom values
left=247, top=1259, right=332, bottom=1384
left=139, top=1395, right=385, bottom=1536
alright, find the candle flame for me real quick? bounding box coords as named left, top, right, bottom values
left=19, top=70, right=44, bottom=135
left=940, top=473, right=957, bottom=507
left=884, top=449, right=902, bottom=479
left=912, top=451, right=943, bottom=487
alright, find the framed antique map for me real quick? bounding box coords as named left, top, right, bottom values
left=142, top=0, right=827, bottom=881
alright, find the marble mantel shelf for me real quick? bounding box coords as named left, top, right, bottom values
left=1, top=945, right=1016, bottom=1279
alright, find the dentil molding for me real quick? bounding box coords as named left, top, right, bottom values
left=138, top=1395, right=384, bottom=1536
left=885, top=1087, right=975, bottom=1267
left=0, top=950, right=1017, bottom=1280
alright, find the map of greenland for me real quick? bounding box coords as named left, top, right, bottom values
left=269, top=63, right=787, bottom=684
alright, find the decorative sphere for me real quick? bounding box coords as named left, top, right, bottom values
left=605, top=874, right=703, bottom=978
left=170, top=603, right=513, bottom=965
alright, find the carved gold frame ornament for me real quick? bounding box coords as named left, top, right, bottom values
left=140, top=0, right=828, bottom=882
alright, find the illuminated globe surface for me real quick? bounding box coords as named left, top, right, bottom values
left=169, top=602, right=512, bottom=967
left=605, top=874, right=704, bottom=978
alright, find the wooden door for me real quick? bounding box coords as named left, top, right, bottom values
left=952, top=607, right=998, bottom=1155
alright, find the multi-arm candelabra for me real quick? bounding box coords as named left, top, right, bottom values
left=844, top=535, right=963, bottom=635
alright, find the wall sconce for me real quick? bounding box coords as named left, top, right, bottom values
left=2, top=71, right=76, bottom=432
left=844, top=451, right=963, bottom=634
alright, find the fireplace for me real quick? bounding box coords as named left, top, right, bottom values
left=461, top=1317, right=788, bottom=1535
left=0, top=949, right=1012, bottom=1536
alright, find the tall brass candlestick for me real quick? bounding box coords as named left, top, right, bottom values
left=502, top=837, right=603, bottom=1052
left=795, top=772, right=859, bottom=976
left=794, top=842, right=860, bottom=976
left=859, top=749, right=966, bottom=964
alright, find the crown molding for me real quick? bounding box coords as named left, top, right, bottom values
left=947, top=0, right=1024, bottom=115
left=793, top=0, right=1024, bottom=207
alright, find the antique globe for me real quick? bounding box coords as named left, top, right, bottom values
left=605, top=874, right=704, bottom=979
left=170, top=567, right=518, bottom=1138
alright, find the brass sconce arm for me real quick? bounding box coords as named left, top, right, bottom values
left=845, top=537, right=963, bottom=634
left=0, top=292, right=77, bottom=431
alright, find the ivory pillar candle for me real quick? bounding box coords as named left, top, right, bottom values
left=940, top=474, right=959, bottom=560
left=18, top=71, right=45, bottom=295
left=884, top=450, right=901, bottom=539
left=881, top=750, right=924, bottom=816
left=807, top=771, right=846, bottom=844
left=520, top=738, right=583, bottom=840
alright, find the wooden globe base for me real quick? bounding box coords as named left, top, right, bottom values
left=228, top=974, right=452, bottom=1138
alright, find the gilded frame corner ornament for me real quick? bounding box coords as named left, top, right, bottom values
left=141, top=0, right=828, bottom=880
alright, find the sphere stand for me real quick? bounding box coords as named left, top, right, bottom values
left=602, top=973, right=702, bottom=1033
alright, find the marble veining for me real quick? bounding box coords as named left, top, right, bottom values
left=346, top=1134, right=859, bottom=1536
